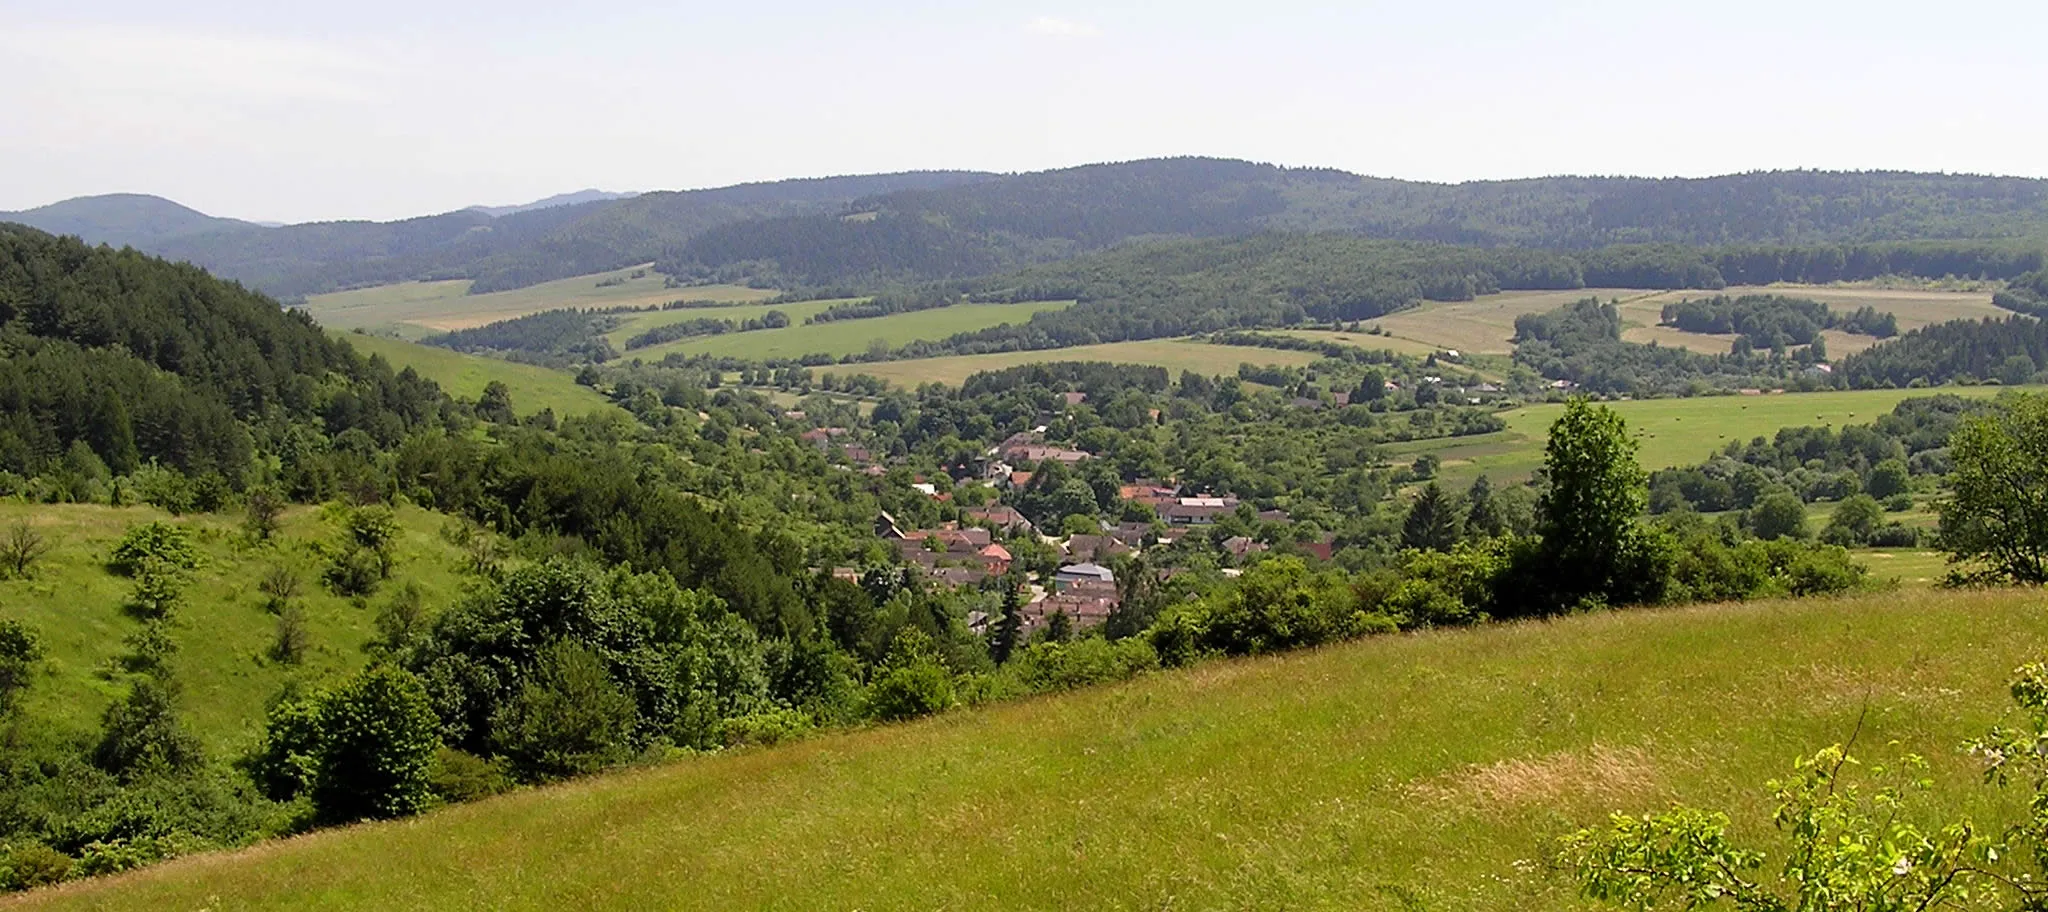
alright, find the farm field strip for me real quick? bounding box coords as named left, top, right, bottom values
left=336, top=333, right=625, bottom=418
left=842, top=339, right=1321, bottom=387
left=302, top=265, right=775, bottom=337
left=626, top=300, right=1076, bottom=362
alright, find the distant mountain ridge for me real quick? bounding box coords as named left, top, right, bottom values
left=660, top=158, right=2048, bottom=286
left=10, top=159, right=2048, bottom=299
left=467, top=189, right=639, bottom=217
left=0, top=193, right=261, bottom=249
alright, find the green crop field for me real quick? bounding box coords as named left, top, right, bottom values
left=0, top=502, right=471, bottom=756
left=301, top=265, right=775, bottom=337
left=1392, top=385, right=2035, bottom=488
left=22, top=588, right=2048, bottom=911
left=336, top=333, right=625, bottom=419
left=625, top=300, right=1077, bottom=362
left=603, top=298, right=861, bottom=351
left=841, top=339, right=1322, bottom=388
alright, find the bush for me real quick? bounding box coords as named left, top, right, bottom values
left=1009, top=637, right=1159, bottom=694
left=866, top=629, right=956, bottom=722
left=1196, top=557, right=1361, bottom=655
left=322, top=546, right=383, bottom=597
left=257, top=565, right=300, bottom=614
left=0, top=843, right=73, bottom=891
left=107, top=522, right=198, bottom=576
left=1145, top=609, right=1207, bottom=668
left=491, top=640, right=639, bottom=781
left=717, top=707, right=815, bottom=749
left=124, top=559, right=188, bottom=620
left=0, top=521, right=52, bottom=580
left=427, top=748, right=515, bottom=804
left=311, top=665, right=441, bottom=824
left=270, top=604, right=311, bottom=665
left=246, top=692, right=323, bottom=802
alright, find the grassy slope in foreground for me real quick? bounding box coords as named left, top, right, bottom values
left=302, top=265, right=774, bottom=337
left=25, top=589, right=2048, bottom=911
left=337, top=333, right=625, bottom=419
left=849, top=339, right=1321, bottom=388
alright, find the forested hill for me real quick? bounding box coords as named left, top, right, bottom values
left=0, top=224, right=443, bottom=481
left=8, top=171, right=993, bottom=299
left=0, top=193, right=259, bottom=250
left=660, top=159, right=2048, bottom=285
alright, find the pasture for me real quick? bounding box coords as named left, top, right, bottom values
left=838, top=339, right=1321, bottom=388
left=301, top=265, right=775, bottom=337
left=1395, top=385, right=2031, bottom=487
left=336, top=333, right=625, bottom=419
left=23, top=588, right=2048, bottom=911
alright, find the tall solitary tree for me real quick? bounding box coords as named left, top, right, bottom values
left=1940, top=393, right=2048, bottom=584
left=1535, top=398, right=1663, bottom=611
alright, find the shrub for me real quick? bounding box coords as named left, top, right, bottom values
left=271, top=604, right=311, bottom=665
left=491, top=640, right=639, bottom=781
left=427, top=748, right=514, bottom=804
left=258, top=565, right=301, bottom=614
left=0, top=619, right=43, bottom=715
left=717, top=707, right=815, bottom=749
left=107, top=522, right=198, bottom=576
left=322, top=546, right=383, bottom=597
left=0, top=521, right=52, bottom=580
left=246, top=691, right=323, bottom=802
left=123, top=559, right=189, bottom=620
left=243, top=487, right=285, bottom=541
left=0, top=843, right=73, bottom=891
left=1009, top=637, right=1159, bottom=694
left=866, top=629, right=956, bottom=722
left=93, top=675, right=204, bottom=778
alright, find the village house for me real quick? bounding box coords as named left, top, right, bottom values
left=1162, top=496, right=1237, bottom=525
left=1055, top=562, right=1116, bottom=585
left=1065, top=534, right=1132, bottom=563
left=966, top=505, right=1034, bottom=534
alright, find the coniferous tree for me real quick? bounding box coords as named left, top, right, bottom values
left=990, top=575, right=1025, bottom=664
left=1401, top=482, right=1462, bottom=552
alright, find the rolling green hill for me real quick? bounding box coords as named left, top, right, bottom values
left=19, top=588, right=2047, bottom=910
left=0, top=194, right=258, bottom=249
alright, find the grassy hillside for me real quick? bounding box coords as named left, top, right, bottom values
left=602, top=298, right=859, bottom=351
left=844, top=339, right=1322, bottom=388
left=1397, top=385, right=2033, bottom=488
left=335, top=333, right=624, bottom=419
left=0, top=502, right=472, bottom=755
left=303, top=265, right=776, bottom=337
left=627, top=300, right=1075, bottom=361
left=19, top=588, right=2048, bottom=910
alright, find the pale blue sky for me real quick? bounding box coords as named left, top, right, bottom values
left=3, top=0, right=2044, bottom=223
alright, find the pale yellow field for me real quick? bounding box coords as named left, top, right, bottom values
left=1613, top=285, right=2009, bottom=354
left=1374, top=289, right=1656, bottom=354
left=839, top=340, right=1320, bottom=388
left=302, top=265, right=776, bottom=337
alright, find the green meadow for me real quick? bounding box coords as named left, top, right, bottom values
left=335, top=333, right=625, bottom=419
left=1396, top=385, right=2035, bottom=489
left=18, top=588, right=2048, bottom=910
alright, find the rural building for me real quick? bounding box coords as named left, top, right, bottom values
left=1055, top=562, right=1116, bottom=585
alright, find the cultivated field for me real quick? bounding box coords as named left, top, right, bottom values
left=602, top=298, right=861, bottom=351
left=0, top=503, right=468, bottom=755
left=840, top=339, right=1322, bottom=388
left=1372, top=285, right=2009, bottom=358
left=302, top=265, right=775, bottom=337
left=23, top=588, right=2048, bottom=911
left=1394, top=385, right=2033, bottom=487
left=626, top=300, right=1076, bottom=362
left=336, top=333, right=624, bottom=418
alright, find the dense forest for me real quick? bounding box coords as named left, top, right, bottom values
left=655, top=160, right=2048, bottom=286
left=13, top=160, right=2048, bottom=299
left=1660, top=294, right=1897, bottom=350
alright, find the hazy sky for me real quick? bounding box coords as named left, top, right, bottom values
left=4, top=0, right=2045, bottom=223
